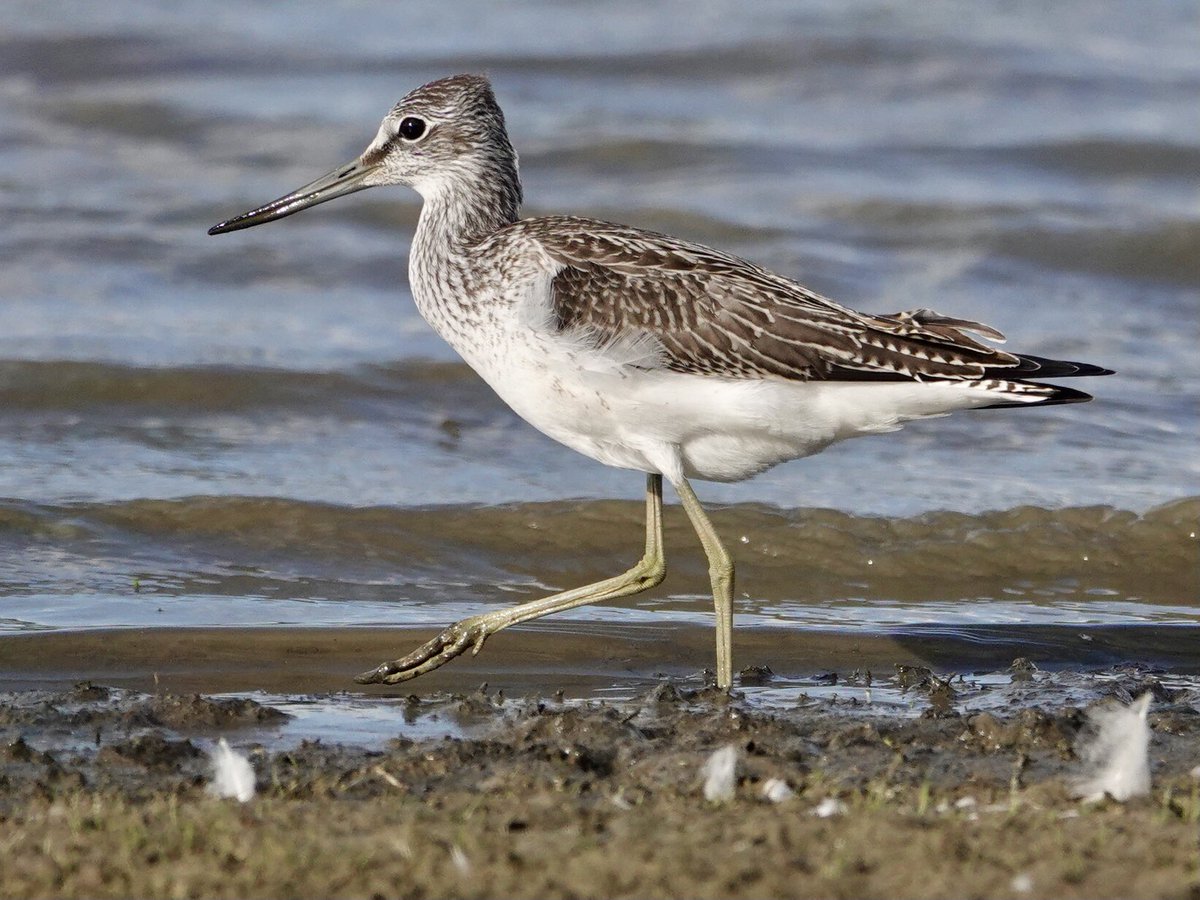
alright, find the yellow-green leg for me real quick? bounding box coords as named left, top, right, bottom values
left=671, top=476, right=734, bottom=690
left=355, top=474, right=665, bottom=685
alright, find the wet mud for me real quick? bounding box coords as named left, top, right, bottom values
left=2, top=665, right=1199, bottom=899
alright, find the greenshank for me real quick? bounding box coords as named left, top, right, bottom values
left=209, top=74, right=1111, bottom=690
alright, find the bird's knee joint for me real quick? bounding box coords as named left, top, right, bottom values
left=708, top=558, right=734, bottom=591
left=636, top=557, right=666, bottom=589
left=639, top=570, right=666, bottom=590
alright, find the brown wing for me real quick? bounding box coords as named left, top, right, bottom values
left=508, top=216, right=1019, bottom=381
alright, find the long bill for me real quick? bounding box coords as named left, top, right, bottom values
left=208, top=157, right=381, bottom=235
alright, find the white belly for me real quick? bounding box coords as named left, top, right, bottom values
left=458, top=330, right=999, bottom=484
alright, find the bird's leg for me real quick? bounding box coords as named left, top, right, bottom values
left=670, top=476, right=734, bottom=690
left=355, top=474, right=665, bottom=685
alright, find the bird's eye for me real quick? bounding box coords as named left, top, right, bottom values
left=398, top=117, right=427, bottom=141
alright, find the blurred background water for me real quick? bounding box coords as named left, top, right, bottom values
left=0, top=1, right=1196, bottom=672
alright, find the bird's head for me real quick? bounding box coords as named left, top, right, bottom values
left=209, top=74, right=519, bottom=235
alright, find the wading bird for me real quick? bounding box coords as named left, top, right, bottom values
left=210, top=75, right=1110, bottom=690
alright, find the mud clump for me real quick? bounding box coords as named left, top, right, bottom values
left=142, top=694, right=289, bottom=730
left=966, top=709, right=1078, bottom=756
left=0, top=684, right=289, bottom=732
left=101, top=733, right=203, bottom=770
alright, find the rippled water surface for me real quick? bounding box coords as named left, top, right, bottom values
left=0, top=2, right=1196, bottom=681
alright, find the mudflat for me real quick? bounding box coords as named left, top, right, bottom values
left=1, top=628, right=1197, bottom=899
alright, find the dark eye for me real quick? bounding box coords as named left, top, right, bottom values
left=398, top=117, right=426, bottom=141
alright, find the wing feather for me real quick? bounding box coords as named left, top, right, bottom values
left=492, top=216, right=1025, bottom=381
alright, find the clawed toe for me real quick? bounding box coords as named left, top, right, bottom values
left=353, top=663, right=397, bottom=685
left=353, top=619, right=490, bottom=686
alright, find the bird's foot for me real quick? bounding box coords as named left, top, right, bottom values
left=354, top=616, right=491, bottom=685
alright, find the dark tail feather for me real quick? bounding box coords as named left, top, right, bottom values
left=991, top=354, right=1115, bottom=379
left=827, top=354, right=1114, bottom=384
left=978, top=354, right=1113, bottom=409
left=979, top=382, right=1098, bottom=409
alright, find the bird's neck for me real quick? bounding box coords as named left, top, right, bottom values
left=412, top=158, right=522, bottom=255
left=407, top=161, right=523, bottom=344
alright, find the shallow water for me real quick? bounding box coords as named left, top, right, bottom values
left=0, top=2, right=1197, bottom=694
left=0, top=496, right=1196, bottom=635
left=4, top=624, right=1198, bottom=749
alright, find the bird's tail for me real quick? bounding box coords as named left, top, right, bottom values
left=975, top=355, right=1114, bottom=408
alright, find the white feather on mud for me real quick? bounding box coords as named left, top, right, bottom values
left=1071, top=693, right=1152, bottom=802
left=811, top=797, right=848, bottom=818
left=206, top=737, right=256, bottom=802
left=701, top=745, right=738, bottom=803
left=761, top=778, right=795, bottom=803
